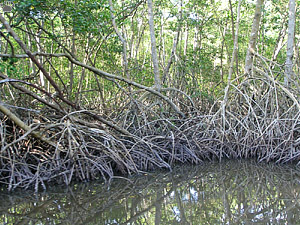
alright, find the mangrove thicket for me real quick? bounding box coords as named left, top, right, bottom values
left=0, top=0, right=300, bottom=191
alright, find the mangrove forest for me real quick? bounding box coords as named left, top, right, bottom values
left=0, top=0, right=300, bottom=191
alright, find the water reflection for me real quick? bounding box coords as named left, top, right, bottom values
left=1, top=160, right=300, bottom=224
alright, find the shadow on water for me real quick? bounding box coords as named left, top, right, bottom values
left=1, top=160, right=300, bottom=224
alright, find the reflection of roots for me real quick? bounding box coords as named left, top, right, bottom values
left=1, top=71, right=300, bottom=191
left=0, top=160, right=299, bottom=224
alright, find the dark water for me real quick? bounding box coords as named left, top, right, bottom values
left=1, top=160, right=300, bottom=225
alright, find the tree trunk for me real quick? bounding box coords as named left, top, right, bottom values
left=229, top=0, right=239, bottom=76
left=183, top=22, right=188, bottom=56
left=147, top=0, right=161, bottom=91
left=109, top=0, right=129, bottom=81
left=271, top=17, right=287, bottom=64
left=162, top=1, right=182, bottom=84
left=284, top=0, right=296, bottom=87
left=36, top=21, right=45, bottom=88
left=222, top=0, right=242, bottom=127
left=244, top=0, right=264, bottom=75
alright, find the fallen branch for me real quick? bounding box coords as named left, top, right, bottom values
left=0, top=102, right=59, bottom=150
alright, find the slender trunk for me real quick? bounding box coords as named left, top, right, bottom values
left=162, top=1, right=182, bottom=83
left=284, top=0, right=296, bottom=87
left=108, top=0, right=129, bottom=81
left=160, top=14, right=165, bottom=68
left=129, top=17, right=135, bottom=58
left=147, top=0, right=161, bottom=91
left=36, top=21, right=45, bottom=87
left=135, top=20, right=145, bottom=62
left=222, top=0, right=242, bottom=126
left=271, top=19, right=287, bottom=63
left=244, top=0, right=264, bottom=75
left=69, top=31, right=76, bottom=96
left=69, top=0, right=77, bottom=97
left=183, top=23, right=188, bottom=56
left=228, top=0, right=241, bottom=90
left=25, top=22, right=36, bottom=77
left=229, top=0, right=239, bottom=76
left=193, top=25, right=198, bottom=52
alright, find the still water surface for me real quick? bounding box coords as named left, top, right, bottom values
left=1, top=160, right=300, bottom=224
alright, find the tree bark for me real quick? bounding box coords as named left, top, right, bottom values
left=284, top=0, right=296, bottom=87
left=147, top=0, right=161, bottom=91
left=244, top=0, right=264, bottom=75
